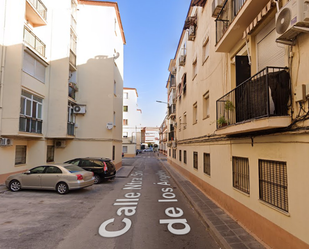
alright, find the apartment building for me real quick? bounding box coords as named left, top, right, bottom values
left=122, top=87, right=142, bottom=157
left=141, top=127, right=160, bottom=149
left=159, top=116, right=168, bottom=155
left=0, top=0, right=126, bottom=183
left=165, top=0, right=309, bottom=248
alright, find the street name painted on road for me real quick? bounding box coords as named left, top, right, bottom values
left=98, top=170, right=143, bottom=238
left=157, top=170, right=191, bottom=235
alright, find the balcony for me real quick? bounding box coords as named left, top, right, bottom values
left=215, top=0, right=273, bottom=52
left=216, top=67, right=291, bottom=135
left=168, top=104, right=176, bottom=119
left=23, top=26, right=46, bottom=57
left=69, top=50, right=77, bottom=70
left=26, top=0, right=47, bottom=27
left=68, top=82, right=78, bottom=100
left=67, top=122, right=75, bottom=136
left=19, top=116, right=42, bottom=134
left=168, top=132, right=175, bottom=141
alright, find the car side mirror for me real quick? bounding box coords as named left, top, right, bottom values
left=24, top=171, right=31, bottom=175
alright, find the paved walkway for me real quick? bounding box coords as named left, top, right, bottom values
left=157, top=153, right=267, bottom=249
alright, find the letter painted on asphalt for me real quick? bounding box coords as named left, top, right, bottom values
left=116, top=207, right=137, bottom=216
left=159, top=219, right=191, bottom=235
left=165, top=207, right=184, bottom=218
left=99, top=218, right=132, bottom=238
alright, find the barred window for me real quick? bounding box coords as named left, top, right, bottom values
left=203, top=153, right=210, bottom=175
left=184, top=150, right=187, bottom=164
left=172, top=149, right=176, bottom=159
left=259, top=159, right=288, bottom=212
left=232, top=157, right=250, bottom=194
left=193, top=152, right=198, bottom=169
left=46, top=145, right=54, bottom=162
left=15, top=145, right=27, bottom=165
left=179, top=150, right=182, bottom=162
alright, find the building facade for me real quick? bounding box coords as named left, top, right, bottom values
left=165, top=0, right=309, bottom=248
left=122, top=87, right=142, bottom=157
left=0, top=0, right=126, bottom=183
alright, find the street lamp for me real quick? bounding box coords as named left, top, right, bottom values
left=156, top=100, right=169, bottom=105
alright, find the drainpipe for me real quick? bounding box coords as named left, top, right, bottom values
left=0, top=0, right=8, bottom=134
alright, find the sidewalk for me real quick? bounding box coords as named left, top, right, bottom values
left=157, top=153, right=266, bottom=249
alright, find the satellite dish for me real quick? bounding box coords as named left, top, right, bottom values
left=276, top=8, right=291, bottom=35
left=107, top=122, right=113, bottom=130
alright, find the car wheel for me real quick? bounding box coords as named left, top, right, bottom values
left=56, top=182, right=69, bottom=195
left=93, top=174, right=101, bottom=184
left=9, top=180, right=21, bottom=192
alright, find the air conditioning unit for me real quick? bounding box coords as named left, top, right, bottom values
left=0, top=138, right=12, bottom=146
left=212, top=0, right=224, bottom=18
left=179, top=55, right=186, bottom=66
left=73, top=105, right=86, bottom=114
left=276, top=0, right=309, bottom=44
left=55, top=140, right=66, bottom=148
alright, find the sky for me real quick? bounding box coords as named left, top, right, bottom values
left=115, top=0, right=190, bottom=127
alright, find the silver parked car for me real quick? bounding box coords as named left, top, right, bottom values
left=5, top=164, right=94, bottom=194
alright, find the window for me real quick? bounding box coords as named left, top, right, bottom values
left=46, top=145, right=54, bottom=162
left=182, top=73, right=187, bottom=95
left=46, top=166, right=62, bottom=174
left=203, top=153, right=210, bottom=175
left=172, top=149, right=176, bottom=159
left=112, top=145, right=115, bottom=160
left=20, top=90, right=43, bottom=134
left=184, top=150, right=187, bottom=164
left=203, top=91, right=210, bottom=119
left=30, top=166, right=45, bottom=174
left=179, top=117, right=182, bottom=131
left=123, top=119, right=128, bottom=125
left=202, top=37, right=210, bottom=65
left=193, top=152, right=198, bottom=169
left=183, top=112, right=187, bottom=130
left=114, top=81, right=117, bottom=95
left=23, top=52, right=46, bottom=83
left=193, top=102, right=197, bottom=124
left=169, top=149, right=171, bottom=157
left=123, top=92, right=128, bottom=99
left=179, top=150, right=182, bottom=162
left=233, top=157, right=250, bottom=194
left=259, top=159, right=288, bottom=212
left=70, top=30, right=77, bottom=54
left=123, top=106, right=128, bottom=112
left=192, top=58, right=197, bottom=80
left=15, top=145, right=27, bottom=165
left=113, top=112, right=116, bottom=126
left=67, top=103, right=76, bottom=136
left=123, top=146, right=128, bottom=153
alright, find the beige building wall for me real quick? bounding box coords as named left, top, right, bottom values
left=166, top=0, right=309, bottom=248
left=0, top=0, right=125, bottom=183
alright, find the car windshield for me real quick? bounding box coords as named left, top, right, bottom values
left=64, top=165, right=85, bottom=173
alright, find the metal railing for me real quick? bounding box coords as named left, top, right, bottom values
left=27, top=0, right=47, bottom=20
left=215, top=0, right=247, bottom=44
left=23, top=26, right=46, bottom=57
left=216, top=67, right=290, bottom=129
left=19, top=116, right=42, bottom=134
left=168, top=132, right=175, bottom=141
left=67, top=122, right=75, bottom=136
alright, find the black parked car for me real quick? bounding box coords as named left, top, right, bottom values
left=64, top=157, right=116, bottom=184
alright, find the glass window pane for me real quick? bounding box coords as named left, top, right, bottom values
left=20, top=98, right=26, bottom=114
left=37, top=104, right=42, bottom=119
left=26, top=99, right=31, bottom=116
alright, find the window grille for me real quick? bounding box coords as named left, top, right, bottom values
left=203, top=153, right=210, bottom=175
left=232, top=157, right=250, bottom=194
left=193, top=152, right=198, bottom=169
left=46, top=145, right=54, bottom=162
left=15, top=146, right=27, bottom=165
left=259, top=159, right=288, bottom=212
left=184, top=150, right=187, bottom=164
left=179, top=150, right=182, bottom=162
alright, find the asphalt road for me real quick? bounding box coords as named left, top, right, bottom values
left=0, top=153, right=220, bottom=249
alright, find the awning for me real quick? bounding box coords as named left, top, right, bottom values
left=242, top=0, right=275, bottom=38
left=191, top=0, right=207, bottom=7
left=183, top=15, right=197, bottom=30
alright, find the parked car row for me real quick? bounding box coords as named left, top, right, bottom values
left=5, top=157, right=116, bottom=195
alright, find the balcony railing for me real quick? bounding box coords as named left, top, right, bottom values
left=27, top=0, right=47, bottom=20
left=168, top=104, right=176, bottom=117
left=23, top=27, right=46, bottom=57
left=19, top=116, right=42, bottom=134
left=67, top=122, right=75, bottom=136
left=216, top=67, right=290, bottom=129
left=215, top=0, right=246, bottom=44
